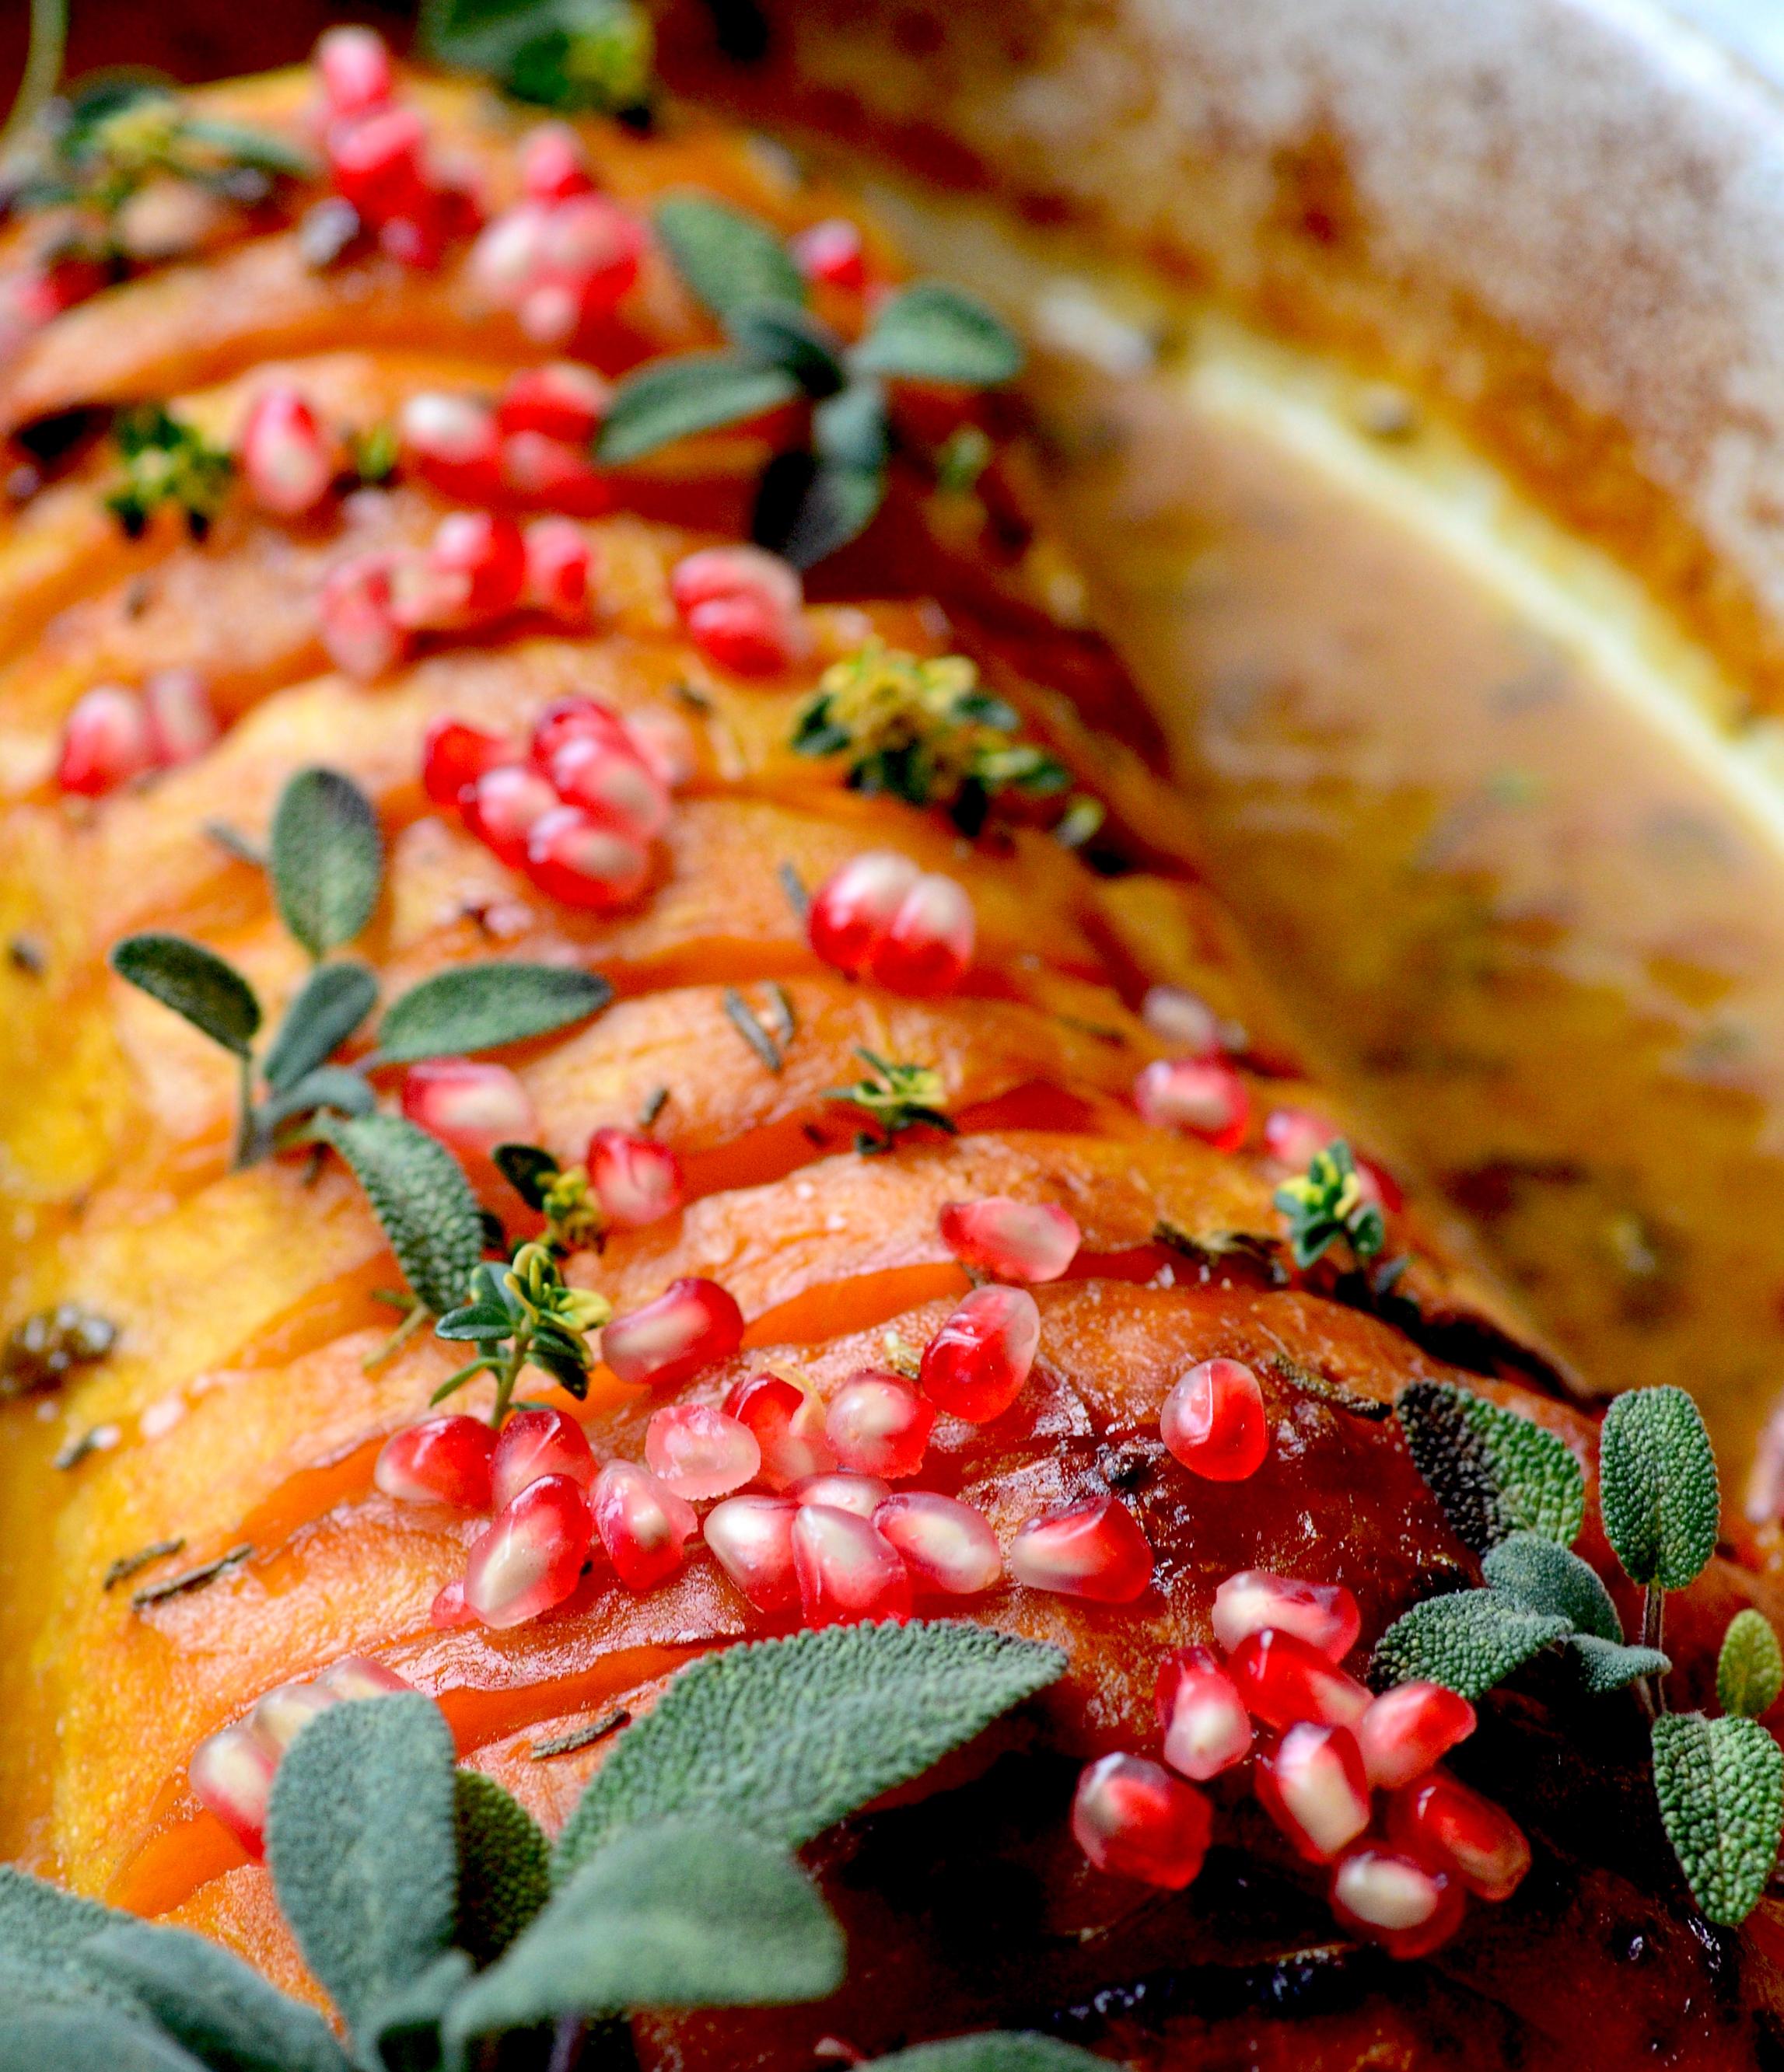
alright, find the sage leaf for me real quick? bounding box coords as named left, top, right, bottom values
left=1370, top=1588, right=1571, bottom=1700
left=862, top=2039, right=1113, bottom=2072
left=554, top=1620, right=1065, bottom=1881
left=87, top=1921, right=350, bottom=2072
left=269, top=767, right=383, bottom=960
left=358, top=1948, right=471, bottom=2072
left=655, top=194, right=805, bottom=322
left=260, top=1064, right=376, bottom=1131
left=447, top=1820, right=841, bottom=2046
left=423, top=0, right=652, bottom=111
left=0, top=1868, right=139, bottom=2015
left=729, top=302, right=845, bottom=393
left=596, top=352, right=800, bottom=466
left=318, top=1114, right=484, bottom=1319
left=1653, top=1710, right=1784, bottom=1925
left=1600, top=1385, right=1720, bottom=1591
left=1481, top=1530, right=1621, bottom=1640
left=493, top=1142, right=561, bottom=1211
left=261, top=961, right=378, bottom=1092
left=0, top=2007, right=206, bottom=2072
left=374, top=963, right=611, bottom=1066
left=454, top=1772, right=551, bottom=1965
left=1719, top=1608, right=1784, bottom=1720
left=110, top=935, right=261, bottom=1058
left=815, top=379, right=890, bottom=475
left=1567, top=1633, right=1672, bottom=1694
left=265, top=1694, right=458, bottom=2046
left=771, top=458, right=886, bottom=568
left=1396, top=1379, right=1585, bottom=1553
left=851, top=281, right=1023, bottom=386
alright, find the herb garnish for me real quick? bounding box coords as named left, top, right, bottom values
left=1273, top=1140, right=1385, bottom=1270
left=824, top=1049, right=955, bottom=1154
left=434, top=1242, right=610, bottom=1424
left=100, top=1538, right=184, bottom=1592
left=104, top=404, right=234, bottom=540
left=724, top=984, right=785, bottom=1073
left=422, top=0, right=656, bottom=118
left=0, top=1301, right=115, bottom=1398
left=494, top=1141, right=606, bottom=1255
left=130, top=1542, right=252, bottom=1612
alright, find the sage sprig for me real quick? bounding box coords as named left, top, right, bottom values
left=595, top=194, right=1023, bottom=566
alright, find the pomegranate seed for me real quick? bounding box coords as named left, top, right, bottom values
left=792, top=218, right=867, bottom=291
left=142, top=669, right=218, bottom=767
left=530, top=694, right=631, bottom=767
left=470, top=201, right=551, bottom=303
left=791, top=1504, right=912, bottom=1627
left=1331, top=1846, right=1466, bottom=1959
left=868, top=872, right=974, bottom=995
left=1133, top=1057, right=1250, bottom=1151
left=1161, top=1357, right=1269, bottom=1482
left=524, top=805, right=652, bottom=911
left=670, top=546, right=806, bottom=676
left=328, top=105, right=430, bottom=228
left=938, top=1197, right=1080, bottom=1284
left=1007, top=1494, right=1153, bottom=1602
left=249, top=1680, right=334, bottom=1754
left=1072, top=1753, right=1212, bottom=1889
left=58, top=684, right=153, bottom=795
left=316, top=25, right=393, bottom=119
left=591, top=1459, right=697, bottom=1591
left=1263, top=1106, right=1398, bottom=1209
left=491, top=1406, right=596, bottom=1511
left=1155, top=1644, right=1253, bottom=1781
left=1140, top=984, right=1220, bottom=1055
left=808, top=851, right=922, bottom=977
left=401, top=1057, right=537, bottom=1163
left=431, top=1578, right=474, bottom=1628
left=522, top=517, right=596, bottom=622
left=723, top=1373, right=834, bottom=1488
left=588, top=1127, right=682, bottom=1228
left=519, top=124, right=596, bottom=201
left=534, top=196, right=643, bottom=324
left=824, top=1371, right=935, bottom=1480
left=1226, top=1629, right=1370, bottom=1731
left=399, top=391, right=502, bottom=501
left=645, top=1403, right=761, bottom=1500
left=315, top=1656, right=410, bottom=1702
left=500, top=362, right=610, bottom=442
left=873, top=1491, right=1002, bottom=1594
left=502, top=431, right=613, bottom=514
left=189, top=1724, right=278, bottom=1859
left=919, top=1284, right=1041, bottom=1423
left=1387, top=1771, right=1530, bottom=1902
left=463, top=762, right=559, bottom=869
left=463, top=1472, right=592, bottom=1628
left=547, top=733, right=670, bottom=842
left=791, top=1472, right=890, bottom=1520
left=601, top=1278, right=743, bottom=1390
left=422, top=717, right=511, bottom=808
left=397, top=511, right=525, bottom=629
left=240, top=384, right=337, bottom=516
left=703, top=1493, right=799, bottom=1613
left=1255, top=1721, right=1372, bottom=1863
left=318, top=553, right=406, bottom=680
left=375, top=1413, right=497, bottom=1509
left=622, top=704, right=694, bottom=791
left=1358, top=1682, right=1476, bottom=1790
left=1212, top=1571, right=1362, bottom=1661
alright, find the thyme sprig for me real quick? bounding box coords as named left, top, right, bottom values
left=494, top=1142, right=606, bottom=1255
left=422, top=0, right=656, bottom=118
left=824, top=1049, right=955, bottom=1155
left=1273, top=1140, right=1386, bottom=1270
left=435, top=1242, right=610, bottom=1425
left=104, top=404, right=233, bottom=540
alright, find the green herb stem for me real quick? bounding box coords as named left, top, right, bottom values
left=1644, top=1584, right=1667, bottom=1717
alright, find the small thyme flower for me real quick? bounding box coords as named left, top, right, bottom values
left=105, top=404, right=233, bottom=540
left=1273, top=1140, right=1386, bottom=1271
left=824, top=1048, right=956, bottom=1155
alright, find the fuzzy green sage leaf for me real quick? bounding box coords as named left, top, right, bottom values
left=1719, top=1609, right=1784, bottom=1721
left=862, top=2040, right=1113, bottom=2072
left=1370, top=1588, right=1571, bottom=1700
left=269, top=767, right=383, bottom=961
left=729, top=302, right=845, bottom=393
left=1652, top=1710, right=1784, bottom=1925
left=850, top=281, right=1024, bottom=386
left=1481, top=1530, right=1621, bottom=1640
left=453, top=1772, right=551, bottom=1965
left=1599, top=1384, right=1720, bottom=1591
left=316, top=1113, right=484, bottom=1319
left=0, top=2006, right=205, bottom=2072
left=596, top=351, right=800, bottom=466
left=373, top=962, right=610, bottom=1066
left=656, top=194, right=806, bottom=323
left=1567, top=1632, right=1674, bottom=1695
left=261, top=960, right=377, bottom=1092
left=1396, top=1378, right=1585, bottom=1554
left=109, top=933, right=261, bottom=1058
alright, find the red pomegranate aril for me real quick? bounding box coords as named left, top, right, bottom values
left=249, top=1680, right=334, bottom=1754
left=1359, top=1682, right=1477, bottom=1790
left=919, top=1284, right=1041, bottom=1423
left=670, top=546, right=806, bottom=676
left=491, top=1406, right=596, bottom=1511
left=328, top=104, right=429, bottom=227
left=530, top=694, right=631, bottom=767
left=1008, top=1495, right=1153, bottom=1603
left=463, top=763, right=560, bottom=869
left=470, top=201, right=550, bottom=303
left=142, top=669, right=218, bottom=767
left=422, top=717, right=511, bottom=808
left=588, top=1127, right=682, bottom=1228
left=1072, top=1753, right=1212, bottom=1890
left=1227, top=1628, right=1370, bottom=1731
left=240, top=384, right=336, bottom=516
left=873, top=1492, right=1002, bottom=1595
left=463, top=1472, right=592, bottom=1628
left=808, top=851, right=922, bottom=976
left=1133, top=1057, right=1250, bottom=1151
left=522, top=517, right=596, bottom=622
left=824, top=1372, right=935, bottom=1480
left=547, top=733, right=670, bottom=841
left=1388, top=1771, right=1531, bottom=1902
left=1331, top=1846, right=1464, bottom=1958
left=722, top=1372, right=834, bottom=1488
left=431, top=1578, right=474, bottom=1629
left=792, top=217, right=867, bottom=291
left=519, top=123, right=596, bottom=201
left=791, top=1504, right=912, bottom=1627
left=316, top=25, right=394, bottom=119
left=317, top=1655, right=410, bottom=1702
left=938, top=1197, right=1080, bottom=1284
left=1140, top=984, right=1220, bottom=1055
left=1256, top=1722, right=1372, bottom=1863
left=601, top=1277, right=743, bottom=1390
left=523, top=804, right=651, bottom=911
left=1155, top=1644, right=1254, bottom=1781
left=502, top=431, right=613, bottom=513
left=319, top=553, right=405, bottom=680
left=499, top=361, right=609, bottom=442
left=591, top=1459, right=697, bottom=1591
left=375, top=1413, right=497, bottom=1510
left=1161, top=1357, right=1269, bottom=1482
left=869, top=872, right=975, bottom=995
left=401, top=1057, right=537, bottom=1164
left=645, top=1403, right=761, bottom=1500
left=791, top=1471, right=890, bottom=1519
left=188, top=1724, right=278, bottom=1859
left=400, top=391, right=502, bottom=501
left=1212, top=1570, right=1362, bottom=1661
left=415, top=510, right=526, bottom=627
left=532, top=196, right=643, bottom=326
left=622, top=704, right=694, bottom=791
left=58, top=684, right=153, bottom=795
left=703, top=1494, right=799, bottom=1613
left=683, top=592, right=802, bottom=676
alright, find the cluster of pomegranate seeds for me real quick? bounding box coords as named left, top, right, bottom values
left=58, top=671, right=218, bottom=796
left=791, top=218, right=869, bottom=292
left=824, top=1371, right=936, bottom=1479
left=240, top=383, right=341, bottom=517
left=398, top=363, right=613, bottom=515
left=919, top=1284, right=1041, bottom=1422
left=806, top=851, right=978, bottom=996
left=374, top=1413, right=496, bottom=1510
left=1263, top=1104, right=1402, bottom=1211
left=669, top=546, right=809, bottom=676
left=468, top=125, right=643, bottom=344
left=1072, top=1753, right=1213, bottom=1890
left=1009, top=1494, right=1154, bottom=1602
left=1132, top=1055, right=1250, bottom=1151
left=938, top=1196, right=1080, bottom=1283
left=603, top=1277, right=745, bottom=1389
left=1160, top=1357, right=1269, bottom=1483
left=189, top=1656, right=408, bottom=1857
